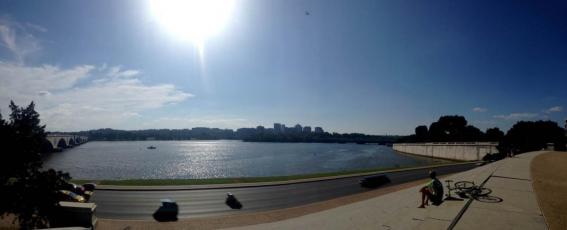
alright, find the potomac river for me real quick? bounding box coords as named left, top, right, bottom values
left=43, top=140, right=450, bottom=180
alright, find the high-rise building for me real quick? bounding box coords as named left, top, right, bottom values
left=314, top=127, right=324, bottom=133
left=236, top=128, right=257, bottom=138
left=274, top=123, right=288, bottom=133
left=303, top=126, right=312, bottom=133
left=274, top=123, right=282, bottom=133
left=294, top=124, right=302, bottom=133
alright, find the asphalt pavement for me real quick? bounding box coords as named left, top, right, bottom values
left=91, top=163, right=477, bottom=220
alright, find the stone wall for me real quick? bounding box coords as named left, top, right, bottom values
left=393, top=142, right=498, bottom=161
left=50, top=201, right=97, bottom=228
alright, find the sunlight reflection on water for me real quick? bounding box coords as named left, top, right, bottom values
left=43, top=140, right=449, bottom=179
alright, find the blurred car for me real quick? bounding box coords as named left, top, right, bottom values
left=359, top=174, right=391, bottom=188
left=225, top=192, right=243, bottom=209
left=61, top=183, right=84, bottom=194
left=82, top=183, right=96, bottom=191
left=153, top=199, right=178, bottom=222
left=81, top=190, right=94, bottom=200
left=59, top=182, right=96, bottom=201
left=80, top=183, right=96, bottom=200
left=58, top=190, right=86, bottom=203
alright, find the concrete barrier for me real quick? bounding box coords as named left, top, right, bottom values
left=393, top=142, right=498, bottom=161
left=49, top=202, right=97, bottom=229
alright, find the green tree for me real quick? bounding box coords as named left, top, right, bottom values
left=485, top=127, right=504, bottom=142
left=428, top=115, right=485, bottom=142
left=502, top=120, right=566, bottom=153
left=0, top=101, right=70, bottom=229
left=414, top=125, right=428, bottom=142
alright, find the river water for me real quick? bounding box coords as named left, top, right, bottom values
left=43, top=140, right=449, bottom=180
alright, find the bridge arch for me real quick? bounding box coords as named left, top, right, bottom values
left=68, top=138, right=76, bottom=146
left=57, top=138, right=67, bottom=149
left=40, top=139, right=54, bottom=153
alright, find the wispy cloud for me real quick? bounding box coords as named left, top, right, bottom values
left=107, top=65, right=141, bottom=78
left=472, top=107, right=487, bottom=113
left=25, top=22, right=47, bottom=32
left=0, top=62, right=193, bottom=131
left=493, top=113, right=539, bottom=120
left=0, top=17, right=42, bottom=64
left=0, top=18, right=194, bottom=131
left=545, top=106, right=562, bottom=114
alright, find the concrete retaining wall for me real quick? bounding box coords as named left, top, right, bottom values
left=393, top=142, right=498, bottom=161
left=50, top=201, right=97, bottom=228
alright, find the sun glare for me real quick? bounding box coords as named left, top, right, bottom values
left=150, top=0, right=235, bottom=46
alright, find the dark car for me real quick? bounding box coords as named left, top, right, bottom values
left=225, top=192, right=243, bottom=209
left=153, top=199, right=178, bottom=222
left=82, top=183, right=96, bottom=192
left=60, top=183, right=85, bottom=195
left=359, top=174, right=391, bottom=188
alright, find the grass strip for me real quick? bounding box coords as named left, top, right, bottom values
left=71, top=162, right=461, bottom=186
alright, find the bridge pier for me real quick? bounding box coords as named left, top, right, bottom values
left=45, top=134, right=89, bottom=152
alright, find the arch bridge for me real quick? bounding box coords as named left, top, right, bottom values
left=45, top=134, right=89, bottom=151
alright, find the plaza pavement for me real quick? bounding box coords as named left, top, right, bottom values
left=227, top=151, right=549, bottom=230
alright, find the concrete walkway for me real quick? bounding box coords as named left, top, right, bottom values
left=227, top=151, right=548, bottom=230
left=454, top=152, right=546, bottom=230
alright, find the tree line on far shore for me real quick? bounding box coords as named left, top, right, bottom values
left=401, top=115, right=567, bottom=158
left=64, top=127, right=401, bottom=144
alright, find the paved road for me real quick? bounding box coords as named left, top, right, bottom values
left=91, top=163, right=477, bottom=220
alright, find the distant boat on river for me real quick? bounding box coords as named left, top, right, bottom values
left=147, top=146, right=157, bottom=150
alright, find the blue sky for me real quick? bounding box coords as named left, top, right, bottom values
left=0, top=0, right=566, bottom=134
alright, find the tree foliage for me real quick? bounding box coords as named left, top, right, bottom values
left=414, top=125, right=428, bottom=142
left=403, top=115, right=498, bottom=143
left=501, top=120, right=566, bottom=153
left=0, top=101, right=70, bottom=229
left=485, top=127, right=504, bottom=142
left=67, top=128, right=400, bottom=144
left=403, top=115, right=567, bottom=156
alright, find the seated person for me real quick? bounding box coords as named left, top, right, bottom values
left=418, top=170, right=444, bottom=208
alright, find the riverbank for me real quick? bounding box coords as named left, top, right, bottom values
left=72, top=167, right=400, bottom=186
left=72, top=162, right=474, bottom=187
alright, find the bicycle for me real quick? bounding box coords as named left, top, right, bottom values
left=445, top=180, right=492, bottom=200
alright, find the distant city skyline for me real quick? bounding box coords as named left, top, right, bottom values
left=64, top=122, right=333, bottom=134
left=1, top=0, right=566, bottom=135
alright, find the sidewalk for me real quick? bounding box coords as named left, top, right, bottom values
left=453, top=152, right=546, bottom=230
left=227, top=151, right=548, bottom=230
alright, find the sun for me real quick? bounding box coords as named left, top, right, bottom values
left=150, top=0, right=235, bottom=46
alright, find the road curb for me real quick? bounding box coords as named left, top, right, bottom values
left=95, top=162, right=481, bottom=191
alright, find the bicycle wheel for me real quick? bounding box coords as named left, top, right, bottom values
left=474, top=187, right=492, bottom=196
left=475, top=195, right=502, bottom=203
left=454, top=181, right=474, bottom=190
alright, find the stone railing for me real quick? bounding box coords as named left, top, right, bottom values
left=393, top=142, right=498, bottom=161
